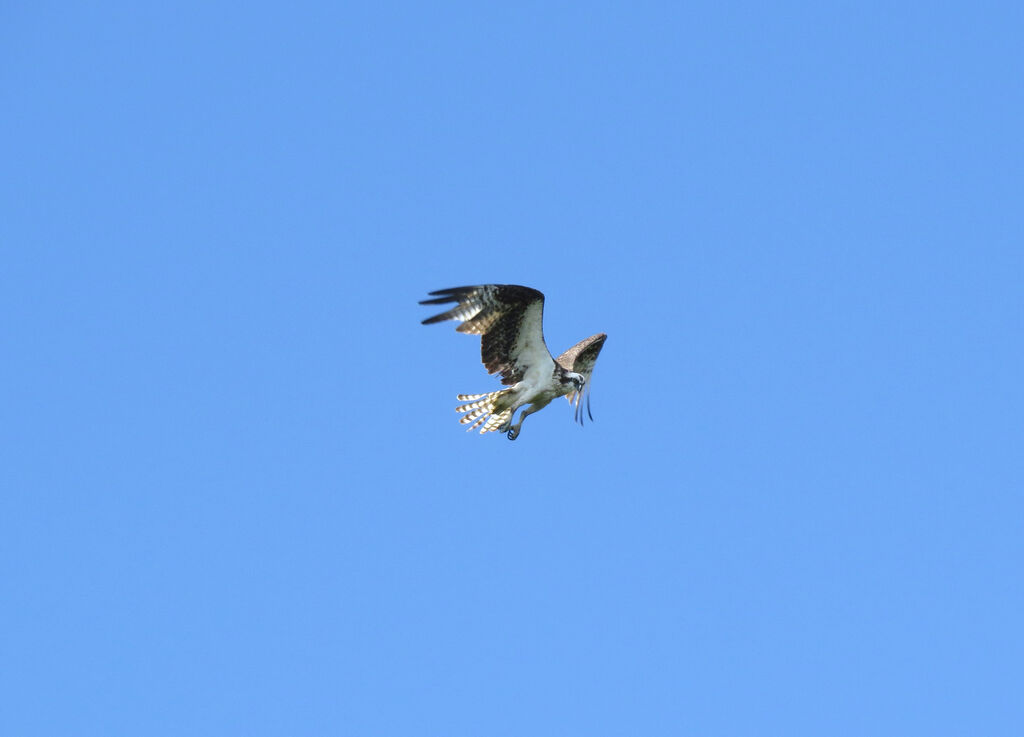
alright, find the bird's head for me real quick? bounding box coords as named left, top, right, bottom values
left=564, top=371, right=585, bottom=393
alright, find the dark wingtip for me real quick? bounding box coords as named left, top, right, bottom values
left=419, top=287, right=476, bottom=306
left=421, top=288, right=474, bottom=323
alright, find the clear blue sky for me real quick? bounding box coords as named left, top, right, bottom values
left=3, top=2, right=1022, bottom=735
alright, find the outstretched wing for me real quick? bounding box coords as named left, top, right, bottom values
left=556, top=333, right=607, bottom=424
left=420, top=285, right=554, bottom=386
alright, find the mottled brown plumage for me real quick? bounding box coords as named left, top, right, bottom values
left=556, top=334, right=607, bottom=374
left=421, top=285, right=547, bottom=385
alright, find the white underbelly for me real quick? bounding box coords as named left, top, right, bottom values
left=513, top=367, right=566, bottom=410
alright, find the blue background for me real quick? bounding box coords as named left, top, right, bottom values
left=3, top=2, right=1022, bottom=734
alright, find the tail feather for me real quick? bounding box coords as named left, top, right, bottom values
left=455, top=389, right=514, bottom=434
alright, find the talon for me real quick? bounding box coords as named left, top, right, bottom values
left=507, top=427, right=519, bottom=440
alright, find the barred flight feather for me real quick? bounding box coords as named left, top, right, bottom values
left=454, top=389, right=513, bottom=434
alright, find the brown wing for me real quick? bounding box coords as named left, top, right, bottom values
left=556, top=333, right=607, bottom=375
left=420, top=285, right=553, bottom=385
left=556, top=333, right=607, bottom=425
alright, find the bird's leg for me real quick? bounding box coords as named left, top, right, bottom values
left=506, top=405, right=539, bottom=441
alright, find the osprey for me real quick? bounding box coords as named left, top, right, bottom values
left=420, top=284, right=607, bottom=440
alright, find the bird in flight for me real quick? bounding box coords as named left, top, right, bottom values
left=420, top=284, right=607, bottom=440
